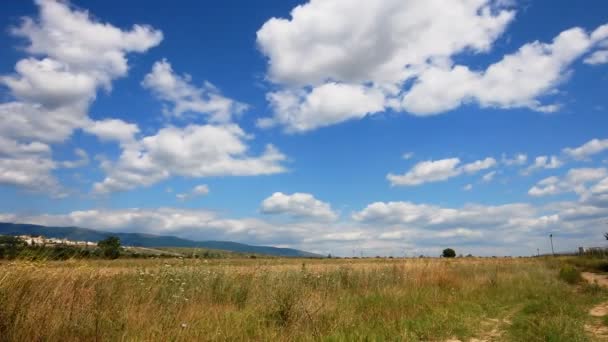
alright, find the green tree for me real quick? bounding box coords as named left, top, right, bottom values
left=0, top=235, right=27, bottom=259
left=442, top=248, right=456, bottom=258
left=98, top=236, right=121, bottom=259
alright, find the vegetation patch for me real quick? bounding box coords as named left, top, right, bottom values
left=0, top=257, right=607, bottom=340
left=559, top=265, right=583, bottom=284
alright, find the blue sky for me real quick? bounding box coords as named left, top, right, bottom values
left=0, top=0, right=607, bottom=256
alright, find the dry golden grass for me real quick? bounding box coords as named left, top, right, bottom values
left=0, top=257, right=605, bottom=341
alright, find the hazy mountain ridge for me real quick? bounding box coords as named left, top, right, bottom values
left=0, top=222, right=321, bottom=257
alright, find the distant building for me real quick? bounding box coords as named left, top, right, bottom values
left=578, top=246, right=608, bottom=256
left=16, top=235, right=96, bottom=247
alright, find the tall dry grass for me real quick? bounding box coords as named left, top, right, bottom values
left=0, top=257, right=604, bottom=341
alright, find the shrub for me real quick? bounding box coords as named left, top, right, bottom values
left=442, top=248, right=456, bottom=258
left=98, top=236, right=121, bottom=259
left=0, top=236, right=26, bottom=259
left=559, top=265, right=582, bottom=284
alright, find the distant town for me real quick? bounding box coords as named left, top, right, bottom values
left=16, top=235, right=97, bottom=247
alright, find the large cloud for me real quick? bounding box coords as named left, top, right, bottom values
left=0, top=0, right=162, bottom=193
left=400, top=26, right=604, bottom=114
left=256, top=0, right=608, bottom=132
left=352, top=201, right=538, bottom=228
left=261, top=192, right=338, bottom=221
left=93, top=124, right=287, bottom=193
left=257, top=0, right=514, bottom=86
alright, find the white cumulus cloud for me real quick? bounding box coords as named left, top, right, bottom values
left=261, top=192, right=338, bottom=221
left=256, top=0, right=608, bottom=132
left=0, top=0, right=162, bottom=193
left=94, top=124, right=287, bottom=193
left=563, top=138, right=608, bottom=160
left=142, top=59, right=247, bottom=123
left=388, top=157, right=496, bottom=186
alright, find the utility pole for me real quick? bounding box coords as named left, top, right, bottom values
left=537, top=248, right=540, bottom=257
left=549, top=233, right=555, bottom=256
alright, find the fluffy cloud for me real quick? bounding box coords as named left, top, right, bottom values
left=528, top=167, right=607, bottom=197
left=83, top=119, right=140, bottom=145
left=257, top=0, right=514, bottom=86
left=0, top=137, right=59, bottom=193
left=0, top=0, right=162, bottom=193
left=176, top=184, right=210, bottom=201
left=353, top=201, right=536, bottom=227
left=400, top=26, right=606, bottom=114
left=387, top=158, right=461, bottom=186
left=258, top=83, right=385, bottom=132
left=257, top=0, right=516, bottom=131
left=462, top=157, right=497, bottom=173
left=12, top=0, right=162, bottom=81
left=1, top=0, right=162, bottom=142
left=387, top=157, right=496, bottom=186
left=94, top=124, right=287, bottom=193
left=0, top=137, right=88, bottom=196
left=585, top=50, right=608, bottom=65
left=256, top=0, right=608, bottom=131
left=502, top=153, right=528, bottom=166
left=261, top=192, right=338, bottom=221
left=585, top=178, right=608, bottom=207
left=522, top=155, right=563, bottom=175
left=585, top=38, right=608, bottom=65
left=347, top=198, right=608, bottom=255
left=142, top=60, right=247, bottom=123
left=563, top=138, right=608, bottom=160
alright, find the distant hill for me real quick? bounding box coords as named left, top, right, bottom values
left=0, top=222, right=321, bottom=258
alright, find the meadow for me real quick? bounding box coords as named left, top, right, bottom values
left=0, top=256, right=607, bottom=341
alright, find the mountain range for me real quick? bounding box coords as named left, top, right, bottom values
left=0, top=222, right=321, bottom=257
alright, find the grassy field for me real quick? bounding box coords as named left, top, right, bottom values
left=0, top=257, right=606, bottom=341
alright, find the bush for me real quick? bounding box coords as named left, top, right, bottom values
left=559, top=265, right=582, bottom=284
left=98, top=236, right=121, bottom=259
left=0, top=236, right=26, bottom=259
left=442, top=248, right=456, bottom=258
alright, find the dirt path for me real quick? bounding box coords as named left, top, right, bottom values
left=583, top=272, right=608, bottom=288
left=582, top=272, right=608, bottom=340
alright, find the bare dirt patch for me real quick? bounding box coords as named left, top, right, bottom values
left=583, top=272, right=608, bottom=288
left=582, top=272, right=608, bottom=340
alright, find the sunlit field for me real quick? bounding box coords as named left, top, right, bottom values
left=1, top=257, right=607, bottom=341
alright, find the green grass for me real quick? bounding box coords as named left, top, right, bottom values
left=559, top=265, right=583, bottom=284
left=0, top=257, right=606, bottom=341
left=560, top=256, right=608, bottom=273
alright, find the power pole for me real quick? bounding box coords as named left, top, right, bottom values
left=549, top=234, right=555, bottom=256
left=537, top=248, right=540, bottom=257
